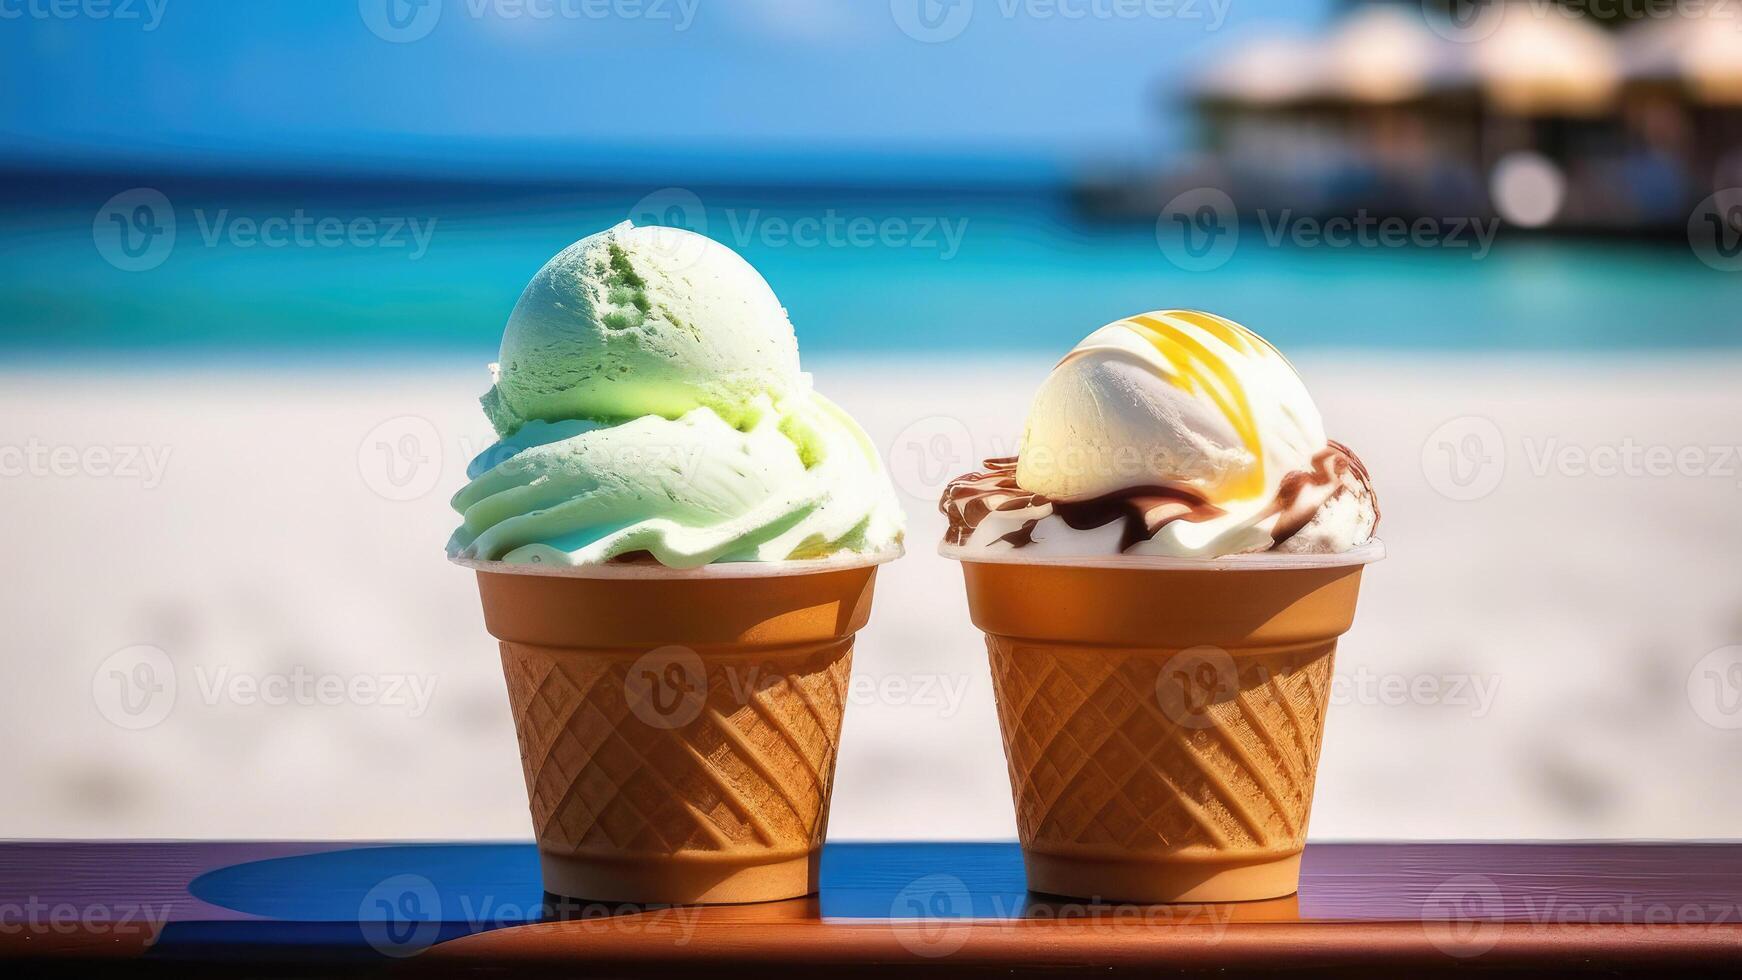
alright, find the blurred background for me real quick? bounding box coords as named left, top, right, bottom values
left=3, top=0, right=1740, bottom=842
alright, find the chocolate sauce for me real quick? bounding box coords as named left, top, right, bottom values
left=1269, top=441, right=1377, bottom=545
left=940, top=456, right=1224, bottom=550
left=1050, top=485, right=1224, bottom=552
left=940, top=458, right=1042, bottom=546
left=940, top=440, right=1378, bottom=553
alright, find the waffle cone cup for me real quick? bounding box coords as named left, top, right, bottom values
left=951, top=544, right=1380, bottom=903
left=465, top=554, right=889, bottom=905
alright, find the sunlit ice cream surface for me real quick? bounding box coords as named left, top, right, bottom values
left=448, top=222, right=904, bottom=569
left=941, top=310, right=1377, bottom=559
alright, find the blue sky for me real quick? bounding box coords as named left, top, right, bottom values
left=2, top=0, right=1327, bottom=180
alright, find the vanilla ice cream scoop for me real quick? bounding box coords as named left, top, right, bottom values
left=942, top=310, right=1377, bottom=558
left=1017, top=311, right=1326, bottom=504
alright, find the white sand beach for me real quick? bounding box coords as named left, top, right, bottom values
left=5, top=355, right=1741, bottom=842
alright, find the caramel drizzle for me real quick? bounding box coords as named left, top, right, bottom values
left=938, top=442, right=1377, bottom=552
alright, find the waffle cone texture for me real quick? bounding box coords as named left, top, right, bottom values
left=960, top=559, right=1368, bottom=903
left=473, top=563, right=878, bottom=904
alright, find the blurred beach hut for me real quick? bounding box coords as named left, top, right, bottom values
left=1189, top=33, right=1342, bottom=209
left=1194, top=33, right=1326, bottom=110
left=1325, top=6, right=1462, bottom=105
left=1188, top=11, right=1482, bottom=217
left=1623, top=13, right=1742, bottom=106
left=1472, top=4, right=1620, bottom=117
left=1463, top=5, right=1624, bottom=228
left=1116, top=2, right=1729, bottom=233
left=1622, top=14, right=1742, bottom=190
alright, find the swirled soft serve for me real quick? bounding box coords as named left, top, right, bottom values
left=448, top=222, right=904, bottom=568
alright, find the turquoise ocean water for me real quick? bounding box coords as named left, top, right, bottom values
left=2, top=182, right=1738, bottom=360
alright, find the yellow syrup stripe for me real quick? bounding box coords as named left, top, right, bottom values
left=1173, top=309, right=1298, bottom=372
left=1170, top=310, right=1257, bottom=354
left=1124, top=312, right=1267, bottom=500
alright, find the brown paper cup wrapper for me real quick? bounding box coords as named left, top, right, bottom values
left=465, top=554, right=888, bottom=905
left=951, top=545, right=1378, bottom=903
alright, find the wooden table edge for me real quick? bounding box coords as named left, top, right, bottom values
left=417, top=917, right=1742, bottom=971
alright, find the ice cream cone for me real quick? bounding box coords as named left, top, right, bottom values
left=954, top=546, right=1378, bottom=903
left=466, top=556, right=886, bottom=904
